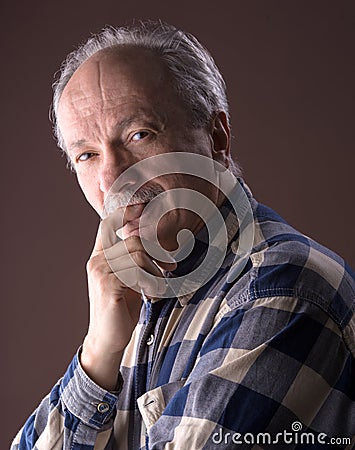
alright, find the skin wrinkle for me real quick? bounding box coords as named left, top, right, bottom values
left=98, top=59, right=111, bottom=140
left=57, top=46, right=230, bottom=250
left=67, top=111, right=166, bottom=157
left=60, top=49, right=190, bottom=160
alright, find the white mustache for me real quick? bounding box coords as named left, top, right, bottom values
left=103, top=184, right=165, bottom=218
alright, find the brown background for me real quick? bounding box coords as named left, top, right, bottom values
left=1, top=1, right=354, bottom=447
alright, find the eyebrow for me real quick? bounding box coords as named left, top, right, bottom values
left=67, top=112, right=165, bottom=154
left=68, top=139, right=88, bottom=152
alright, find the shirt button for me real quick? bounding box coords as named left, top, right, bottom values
left=147, top=334, right=155, bottom=346
left=97, top=402, right=110, bottom=414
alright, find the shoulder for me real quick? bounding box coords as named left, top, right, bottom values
left=225, top=200, right=355, bottom=346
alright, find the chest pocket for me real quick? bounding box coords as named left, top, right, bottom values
left=137, top=379, right=187, bottom=431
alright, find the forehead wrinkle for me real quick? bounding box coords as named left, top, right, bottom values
left=82, top=58, right=105, bottom=102
left=62, top=59, right=108, bottom=117
left=97, top=58, right=105, bottom=104
left=67, top=107, right=167, bottom=154
left=59, top=48, right=187, bottom=152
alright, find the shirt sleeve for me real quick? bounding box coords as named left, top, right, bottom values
left=137, top=295, right=355, bottom=449
left=11, top=350, right=119, bottom=450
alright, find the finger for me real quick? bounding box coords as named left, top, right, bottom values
left=104, top=237, right=177, bottom=272
left=114, top=267, right=167, bottom=297
left=108, top=251, right=164, bottom=278
left=104, top=239, right=130, bottom=261
left=101, top=214, right=122, bottom=249
left=103, top=237, right=145, bottom=261
left=103, top=205, right=125, bottom=231
left=152, top=259, right=177, bottom=272
left=131, top=237, right=177, bottom=271
left=139, top=270, right=167, bottom=297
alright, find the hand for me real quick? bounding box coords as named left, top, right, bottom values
left=81, top=213, right=176, bottom=390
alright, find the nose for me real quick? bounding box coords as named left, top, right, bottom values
left=99, top=147, right=128, bottom=194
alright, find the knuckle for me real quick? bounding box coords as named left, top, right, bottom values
left=124, top=235, right=143, bottom=250
left=86, top=255, right=105, bottom=275
left=130, top=250, right=146, bottom=267
left=96, top=275, right=109, bottom=291
left=86, top=258, right=94, bottom=272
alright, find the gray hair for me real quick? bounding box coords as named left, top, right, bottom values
left=51, top=21, right=241, bottom=175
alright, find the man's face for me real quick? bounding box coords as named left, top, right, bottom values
left=57, top=47, right=228, bottom=251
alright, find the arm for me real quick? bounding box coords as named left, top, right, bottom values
left=10, top=352, right=119, bottom=450
left=12, top=220, right=176, bottom=449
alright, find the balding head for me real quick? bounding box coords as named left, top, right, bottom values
left=52, top=22, right=231, bottom=157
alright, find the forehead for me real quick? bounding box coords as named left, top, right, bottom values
left=56, top=46, right=189, bottom=144
left=59, top=46, right=171, bottom=109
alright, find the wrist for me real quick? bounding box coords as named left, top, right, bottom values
left=81, top=338, right=124, bottom=391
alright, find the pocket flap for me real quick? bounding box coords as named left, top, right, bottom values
left=137, top=379, right=186, bottom=430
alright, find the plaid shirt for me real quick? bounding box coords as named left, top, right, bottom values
left=12, top=181, right=355, bottom=449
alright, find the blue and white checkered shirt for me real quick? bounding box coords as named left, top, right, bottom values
left=11, top=181, right=355, bottom=449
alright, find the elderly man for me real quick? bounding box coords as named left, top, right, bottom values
left=12, top=21, right=354, bottom=450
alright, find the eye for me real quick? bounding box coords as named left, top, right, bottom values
left=77, top=152, right=95, bottom=162
left=131, top=130, right=150, bottom=142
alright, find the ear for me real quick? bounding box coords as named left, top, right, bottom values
left=209, top=111, right=231, bottom=167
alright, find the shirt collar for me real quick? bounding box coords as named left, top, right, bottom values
left=160, top=178, right=252, bottom=306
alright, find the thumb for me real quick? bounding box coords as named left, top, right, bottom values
left=91, top=209, right=124, bottom=257
left=95, top=214, right=122, bottom=255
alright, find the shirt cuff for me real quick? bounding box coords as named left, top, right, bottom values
left=60, top=348, right=122, bottom=429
